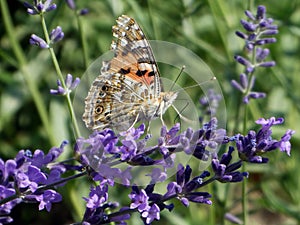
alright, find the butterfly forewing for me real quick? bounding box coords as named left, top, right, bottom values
left=83, top=15, right=178, bottom=132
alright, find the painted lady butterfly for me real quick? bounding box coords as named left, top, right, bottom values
left=83, top=15, right=178, bottom=132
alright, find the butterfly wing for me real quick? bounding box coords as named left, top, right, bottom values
left=83, top=15, right=162, bottom=131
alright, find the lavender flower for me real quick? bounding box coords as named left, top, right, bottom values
left=0, top=142, right=68, bottom=223
left=129, top=187, right=150, bottom=212
left=29, top=34, right=49, bottom=48
left=84, top=185, right=108, bottom=210
left=141, top=204, right=160, bottom=224
left=27, top=189, right=62, bottom=212
left=29, top=27, right=64, bottom=49
left=212, top=147, right=248, bottom=182
left=235, top=117, right=295, bottom=162
left=50, top=26, right=64, bottom=44
left=232, top=5, right=278, bottom=104
left=24, top=0, right=57, bottom=15
left=50, top=74, right=80, bottom=95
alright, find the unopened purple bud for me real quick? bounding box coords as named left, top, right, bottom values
left=50, top=26, right=64, bottom=43
left=29, top=34, right=49, bottom=48
left=70, top=77, right=81, bottom=89
left=256, top=38, right=276, bottom=45
left=256, top=48, right=270, bottom=61
left=249, top=76, right=255, bottom=90
left=234, top=55, right=252, bottom=67
left=261, top=29, right=279, bottom=36
left=256, top=5, right=266, bottom=20
left=259, top=61, right=276, bottom=67
left=265, top=24, right=278, bottom=30
left=240, top=73, right=248, bottom=89
left=160, top=126, right=167, bottom=137
left=36, top=2, right=44, bottom=11
left=245, top=43, right=254, bottom=51
left=243, top=96, right=250, bottom=104
left=235, top=31, right=248, bottom=39
left=65, top=74, right=73, bottom=87
left=65, top=0, right=76, bottom=9
left=240, top=19, right=257, bottom=32
left=79, top=8, right=89, bottom=15
left=45, top=3, right=57, bottom=12
left=266, top=18, right=274, bottom=24
left=249, top=156, right=268, bottom=163
left=245, top=10, right=256, bottom=20
left=24, top=2, right=37, bottom=15
left=231, top=80, right=243, bottom=92
left=246, top=66, right=254, bottom=74
left=248, top=92, right=266, bottom=99
left=43, top=0, right=56, bottom=12
left=248, top=33, right=256, bottom=41
left=27, top=8, right=38, bottom=15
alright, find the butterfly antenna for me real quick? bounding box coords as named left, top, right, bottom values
left=169, top=65, right=186, bottom=92
left=175, top=76, right=217, bottom=93
left=171, top=103, right=194, bottom=124
left=173, top=101, right=189, bottom=124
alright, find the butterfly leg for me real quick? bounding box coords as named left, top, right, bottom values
left=160, top=107, right=166, bottom=127
left=126, top=113, right=140, bottom=131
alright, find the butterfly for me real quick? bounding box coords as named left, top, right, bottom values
left=83, top=15, right=178, bottom=132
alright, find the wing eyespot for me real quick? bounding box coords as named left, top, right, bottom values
left=99, top=91, right=106, bottom=97
left=102, top=85, right=108, bottom=91
left=95, top=105, right=104, bottom=114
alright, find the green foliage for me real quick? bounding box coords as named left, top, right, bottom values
left=0, top=0, right=299, bottom=224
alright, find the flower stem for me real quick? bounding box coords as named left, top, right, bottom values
left=40, top=14, right=81, bottom=139
left=0, top=0, right=56, bottom=145
left=242, top=163, right=248, bottom=225
left=76, top=12, right=89, bottom=69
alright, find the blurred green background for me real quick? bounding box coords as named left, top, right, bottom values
left=1, top=0, right=300, bottom=224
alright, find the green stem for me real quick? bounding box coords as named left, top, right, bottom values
left=242, top=163, right=248, bottom=225
left=0, top=0, right=56, bottom=146
left=76, top=11, right=89, bottom=69
left=209, top=182, right=215, bottom=225
left=40, top=14, right=81, bottom=139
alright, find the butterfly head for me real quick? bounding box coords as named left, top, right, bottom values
left=158, top=91, right=178, bottom=116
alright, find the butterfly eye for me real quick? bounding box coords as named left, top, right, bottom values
left=95, top=105, right=104, bottom=114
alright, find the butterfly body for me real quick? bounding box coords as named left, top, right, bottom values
left=83, top=15, right=178, bottom=132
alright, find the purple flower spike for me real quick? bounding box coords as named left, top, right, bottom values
left=24, top=0, right=56, bottom=15
left=234, top=5, right=278, bottom=103
left=50, top=74, right=80, bottom=95
left=235, top=117, right=294, bottom=162
left=29, top=34, right=49, bottom=48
